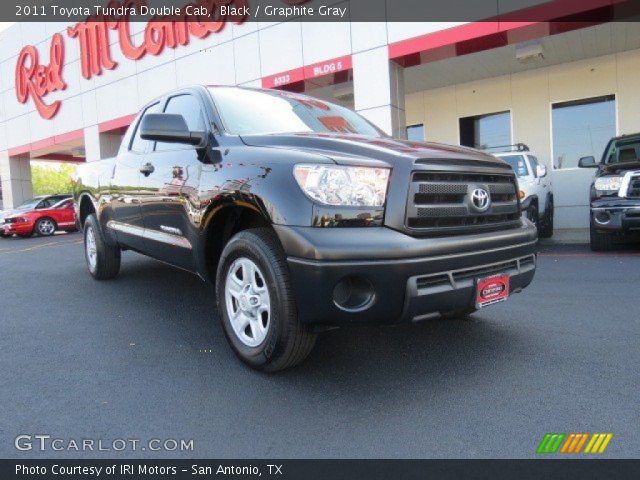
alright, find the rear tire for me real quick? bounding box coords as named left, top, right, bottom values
left=590, top=221, right=614, bottom=252
left=216, top=228, right=317, bottom=372
left=83, top=214, right=121, bottom=280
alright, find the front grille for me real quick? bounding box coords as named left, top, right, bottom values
left=406, top=171, right=521, bottom=235
left=4, top=217, right=16, bottom=224
left=627, top=174, right=640, bottom=198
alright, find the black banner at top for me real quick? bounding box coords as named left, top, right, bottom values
left=4, top=0, right=640, bottom=23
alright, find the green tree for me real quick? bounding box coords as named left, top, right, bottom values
left=31, top=163, right=77, bottom=196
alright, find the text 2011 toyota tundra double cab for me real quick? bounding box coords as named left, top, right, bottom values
left=74, top=86, right=537, bottom=371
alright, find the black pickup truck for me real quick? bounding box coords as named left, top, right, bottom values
left=74, top=86, right=537, bottom=371
left=579, top=133, right=640, bottom=251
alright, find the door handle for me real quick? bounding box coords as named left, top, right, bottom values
left=140, top=163, right=155, bottom=176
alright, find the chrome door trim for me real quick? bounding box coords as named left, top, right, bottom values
left=107, top=220, right=192, bottom=249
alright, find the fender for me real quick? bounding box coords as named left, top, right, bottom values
left=195, top=195, right=273, bottom=281
left=77, top=191, right=119, bottom=246
left=520, top=194, right=537, bottom=212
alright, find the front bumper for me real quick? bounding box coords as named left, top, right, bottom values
left=275, top=221, right=537, bottom=325
left=591, top=198, right=640, bottom=233
left=2, top=222, right=33, bottom=235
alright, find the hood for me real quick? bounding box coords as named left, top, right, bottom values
left=601, top=161, right=640, bottom=175
left=239, top=132, right=511, bottom=170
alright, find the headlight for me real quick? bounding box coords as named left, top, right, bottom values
left=594, top=176, right=622, bottom=192
left=294, top=165, right=390, bottom=207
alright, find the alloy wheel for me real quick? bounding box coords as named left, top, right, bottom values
left=224, top=257, right=271, bottom=348
left=38, top=219, right=55, bottom=235
left=85, top=226, right=98, bottom=272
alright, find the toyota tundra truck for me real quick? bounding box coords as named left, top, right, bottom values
left=73, top=86, right=537, bottom=371
left=579, top=132, right=640, bottom=251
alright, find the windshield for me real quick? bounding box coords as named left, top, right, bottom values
left=604, top=138, right=640, bottom=164
left=16, top=197, right=45, bottom=210
left=500, top=155, right=529, bottom=177
left=209, top=87, right=383, bottom=137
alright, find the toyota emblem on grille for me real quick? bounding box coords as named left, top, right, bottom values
left=470, top=187, right=490, bottom=212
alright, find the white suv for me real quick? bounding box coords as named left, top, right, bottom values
left=495, top=147, right=554, bottom=238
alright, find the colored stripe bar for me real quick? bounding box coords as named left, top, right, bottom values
left=538, top=433, right=566, bottom=454
left=573, top=434, right=589, bottom=454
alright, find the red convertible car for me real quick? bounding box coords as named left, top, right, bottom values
left=1, top=194, right=78, bottom=238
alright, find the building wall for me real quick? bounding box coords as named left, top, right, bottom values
left=0, top=19, right=448, bottom=156
left=405, top=49, right=640, bottom=228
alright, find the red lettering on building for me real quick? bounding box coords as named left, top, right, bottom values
left=69, top=0, right=247, bottom=80
left=16, top=0, right=249, bottom=117
left=67, top=21, right=117, bottom=79
left=15, top=33, right=67, bottom=119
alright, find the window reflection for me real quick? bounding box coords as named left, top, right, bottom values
left=459, top=111, right=511, bottom=150
left=552, top=95, right=616, bottom=169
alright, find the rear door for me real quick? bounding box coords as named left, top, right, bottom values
left=138, top=93, right=208, bottom=270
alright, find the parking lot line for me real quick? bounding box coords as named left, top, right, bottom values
left=0, top=239, right=83, bottom=254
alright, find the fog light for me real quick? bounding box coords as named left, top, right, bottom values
left=333, top=276, right=375, bottom=312
left=595, top=212, right=611, bottom=224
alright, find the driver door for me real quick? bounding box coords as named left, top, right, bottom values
left=137, top=93, right=208, bottom=270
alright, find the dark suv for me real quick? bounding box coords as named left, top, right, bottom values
left=74, top=86, right=537, bottom=371
left=579, top=133, right=640, bottom=251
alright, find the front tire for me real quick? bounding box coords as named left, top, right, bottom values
left=539, top=199, right=554, bottom=238
left=527, top=205, right=539, bottom=231
left=83, top=214, right=121, bottom=280
left=590, top=221, right=614, bottom=252
left=216, top=228, right=317, bottom=372
left=35, top=217, right=57, bottom=236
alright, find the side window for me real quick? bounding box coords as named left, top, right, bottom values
left=155, top=95, right=206, bottom=152
left=528, top=156, right=539, bottom=178
left=130, top=102, right=160, bottom=153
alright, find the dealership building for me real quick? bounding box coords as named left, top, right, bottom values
left=1, top=1, right=639, bottom=231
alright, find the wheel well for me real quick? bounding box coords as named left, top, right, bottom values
left=79, top=195, right=96, bottom=227
left=204, top=206, right=272, bottom=281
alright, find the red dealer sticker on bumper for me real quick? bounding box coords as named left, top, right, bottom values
left=476, top=274, right=510, bottom=308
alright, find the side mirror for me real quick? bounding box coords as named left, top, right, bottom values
left=536, top=164, right=547, bottom=178
left=578, top=156, right=597, bottom=168
left=139, top=113, right=206, bottom=146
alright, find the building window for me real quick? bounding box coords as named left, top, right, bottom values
left=406, top=124, right=424, bottom=141
left=552, top=95, right=616, bottom=169
left=459, top=111, right=511, bottom=150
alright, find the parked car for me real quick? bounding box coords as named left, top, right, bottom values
left=73, top=86, right=537, bottom=372
left=579, top=132, right=640, bottom=251
left=1, top=195, right=76, bottom=238
left=494, top=145, right=554, bottom=238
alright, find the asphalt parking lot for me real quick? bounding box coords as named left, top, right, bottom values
left=1, top=232, right=639, bottom=459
